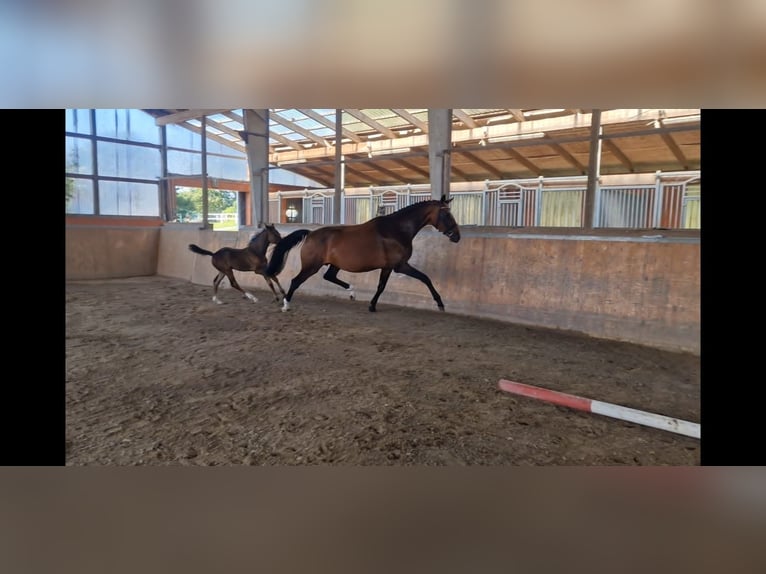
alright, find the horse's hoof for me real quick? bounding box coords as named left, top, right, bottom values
left=368, top=306, right=376, bottom=312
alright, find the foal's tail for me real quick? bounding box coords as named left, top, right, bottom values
left=188, top=244, right=214, bottom=257
left=266, top=229, right=310, bottom=276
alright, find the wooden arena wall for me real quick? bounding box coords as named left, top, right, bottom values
left=66, top=220, right=699, bottom=353
left=65, top=216, right=161, bottom=280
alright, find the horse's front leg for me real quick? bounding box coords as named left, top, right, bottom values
left=394, top=262, right=445, bottom=311
left=368, top=268, right=392, bottom=312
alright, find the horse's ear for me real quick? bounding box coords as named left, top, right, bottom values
left=441, top=195, right=453, bottom=205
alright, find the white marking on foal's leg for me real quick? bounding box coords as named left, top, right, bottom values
left=347, top=284, right=355, bottom=300
left=281, top=298, right=291, bottom=312
left=212, top=296, right=223, bottom=305
left=245, top=291, right=258, bottom=303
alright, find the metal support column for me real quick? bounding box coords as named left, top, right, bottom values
left=583, top=109, right=602, bottom=228
left=428, top=109, right=452, bottom=200
left=200, top=115, right=210, bottom=229
left=243, top=109, right=270, bottom=228
left=334, top=109, right=343, bottom=223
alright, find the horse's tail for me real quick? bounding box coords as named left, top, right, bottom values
left=188, top=244, right=214, bottom=257
left=266, top=229, right=310, bottom=276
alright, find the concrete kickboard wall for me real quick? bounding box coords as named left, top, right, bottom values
left=66, top=225, right=160, bottom=280
left=157, top=224, right=700, bottom=354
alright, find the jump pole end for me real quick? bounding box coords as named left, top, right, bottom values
left=498, top=379, right=700, bottom=440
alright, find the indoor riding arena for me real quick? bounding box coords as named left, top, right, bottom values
left=65, top=108, right=701, bottom=466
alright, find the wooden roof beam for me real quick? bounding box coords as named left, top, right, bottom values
left=270, top=111, right=331, bottom=148
left=343, top=163, right=373, bottom=184
left=292, top=166, right=333, bottom=188
left=203, top=117, right=250, bottom=145
left=508, top=109, right=525, bottom=123
left=454, top=150, right=504, bottom=179
left=176, top=121, right=246, bottom=153
left=267, top=132, right=305, bottom=151
left=357, top=160, right=409, bottom=184
left=450, top=164, right=470, bottom=181
left=544, top=139, right=587, bottom=174
left=297, top=109, right=363, bottom=143
left=345, top=109, right=397, bottom=139
left=452, top=109, right=478, bottom=128
left=395, top=159, right=430, bottom=179
left=657, top=129, right=690, bottom=170
left=153, top=109, right=230, bottom=126
left=222, top=110, right=302, bottom=151
left=603, top=139, right=635, bottom=172
left=500, top=148, right=543, bottom=176
left=390, top=109, right=429, bottom=133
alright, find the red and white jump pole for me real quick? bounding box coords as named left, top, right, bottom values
left=498, top=379, right=700, bottom=439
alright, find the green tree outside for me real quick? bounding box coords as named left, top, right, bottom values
left=176, top=187, right=237, bottom=221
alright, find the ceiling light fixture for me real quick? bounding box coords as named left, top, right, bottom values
left=370, top=147, right=411, bottom=157
left=660, top=114, right=701, bottom=126
left=488, top=132, right=545, bottom=143
left=524, top=109, right=565, bottom=117
left=277, top=158, right=307, bottom=166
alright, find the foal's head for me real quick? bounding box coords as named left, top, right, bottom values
left=249, top=224, right=283, bottom=251
left=262, top=223, right=282, bottom=245
left=430, top=196, right=461, bottom=243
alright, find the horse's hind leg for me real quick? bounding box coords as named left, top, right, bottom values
left=226, top=271, right=258, bottom=303
left=394, top=262, right=446, bottom=311
left=212, top=272, right=225, bottom=304
left=323, top=265, right=355, bottom=300
left=368, top=268, right=392, bottom=312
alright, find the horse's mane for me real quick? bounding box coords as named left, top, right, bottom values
left=385, top=199, right=441, bottom=218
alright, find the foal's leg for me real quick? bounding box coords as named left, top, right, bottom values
left=323, top=265, right=355, bottom=300
left=368, top=268, right=392, bottom=312
left=226, top=271, right=258, bottom=303
left=271, top=275, right=287, bottom=300
left=394, top=262, right=446, bottom=311
left=260, top=273, right=285, bottom=303
left=212, top=272, right=226, bottom=304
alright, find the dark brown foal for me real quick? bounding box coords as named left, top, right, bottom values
left=188, top=223, right=286, bottom=304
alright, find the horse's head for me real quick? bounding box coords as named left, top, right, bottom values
left=263, top=223, right=282, bottom=245
left=434, top=196, right=461, bottom=243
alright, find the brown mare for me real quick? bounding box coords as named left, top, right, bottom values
left=188, top=223, right=286, bottom=305
left=266, top=196, right=461, bottom=312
